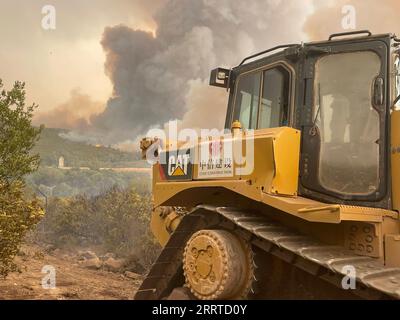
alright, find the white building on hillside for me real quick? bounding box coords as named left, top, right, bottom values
left=58, top=156, right=65, bottom=168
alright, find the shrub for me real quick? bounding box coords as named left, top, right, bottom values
left=0, top=182, right=44, bottom=276
left=34, top=186, right=160, bottom=272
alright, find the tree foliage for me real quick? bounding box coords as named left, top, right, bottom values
left=0, top=80, right=44, bottom=277
left=0, top=182, right=43, bottom=275
left=0, top=80, right=42, bottom=184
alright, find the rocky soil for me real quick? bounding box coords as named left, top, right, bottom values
left=0, top=244, right=143, bottom=300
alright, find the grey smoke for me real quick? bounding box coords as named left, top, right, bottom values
left=86, top=0, right=312, bottom=145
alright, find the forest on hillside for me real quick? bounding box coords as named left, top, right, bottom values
left=26, top=128, right=152, bottom=198
left=34, top=128, right=147, bottom=169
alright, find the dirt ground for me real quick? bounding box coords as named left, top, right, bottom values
left=0, top=245, right=142, bottom=300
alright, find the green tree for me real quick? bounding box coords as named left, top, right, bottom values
left=0, top=80, right=42, bottom=183
left=0, top=80, right=44, bottom=277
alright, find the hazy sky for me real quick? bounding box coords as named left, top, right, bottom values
left=0, top=0, right=162, bottom=112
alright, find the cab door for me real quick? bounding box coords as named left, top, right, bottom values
left=298, top=37, right=390, bottom=207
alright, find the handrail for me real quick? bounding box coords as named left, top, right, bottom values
left=329, top=30, right=372, bottom=41
left=238, top=44, right=298, bottom=66
left=237, top=30, right=374, bottom=67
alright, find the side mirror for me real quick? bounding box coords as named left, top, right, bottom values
left=209, top=67, right=230, bottom=88
left=374, top=77, right=384, bottom=106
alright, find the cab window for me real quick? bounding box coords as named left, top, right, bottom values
left=232, top=72, right=261, bottom=129
left=259, top=67, right=290, bottom=128
left=233, top=65, right=290, bottom=129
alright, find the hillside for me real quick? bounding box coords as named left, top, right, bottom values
left=34, top=128, right=147, bottom=169
left=27, top=128, right=151, bottom=198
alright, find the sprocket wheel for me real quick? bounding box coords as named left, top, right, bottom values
left=183, top=229, right=253, bottom=300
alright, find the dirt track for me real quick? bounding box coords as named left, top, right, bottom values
left=0, top=245, right=141, bottom=300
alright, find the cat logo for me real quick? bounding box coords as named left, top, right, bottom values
left=160, top=149, right=193, bottom=181
left=168, top=154, right=190, bottom=176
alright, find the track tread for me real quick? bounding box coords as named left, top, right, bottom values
left=135, top=205, right=400, bottom=299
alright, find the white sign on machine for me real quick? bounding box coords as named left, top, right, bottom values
left=197, top=138, right=233, bottom=179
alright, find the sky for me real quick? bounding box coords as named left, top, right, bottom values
left=0, top=0, right=162, bottom=112
left=0, top=0, right=399, bottom=147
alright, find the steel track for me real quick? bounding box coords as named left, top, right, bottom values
left=134, top=205, right=400, bottom=300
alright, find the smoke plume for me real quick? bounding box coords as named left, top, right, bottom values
left=34, top=89, right=104, bottom=130
left=89, top=0, right=312, bottom=144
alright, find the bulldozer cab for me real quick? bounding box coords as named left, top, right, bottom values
left=212, top=31, right=398, bottom=210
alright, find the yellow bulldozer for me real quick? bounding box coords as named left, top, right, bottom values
left=135, top=30, right=400, bottom=300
